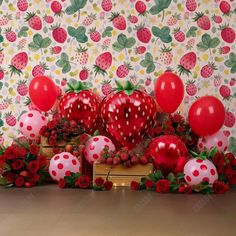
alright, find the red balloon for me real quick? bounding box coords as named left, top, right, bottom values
left=148, top=135, right=188, bottom=175
left=188, top=96, right=225, bottom=136
left=29, top=76, right=57, bottom=112
left=154, top=71, right=184, bottom=114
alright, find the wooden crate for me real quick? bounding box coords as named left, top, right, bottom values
left=93, top=163, right=153, bottom=187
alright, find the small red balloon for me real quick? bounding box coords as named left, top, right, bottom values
left=148, top=135, right=188, bottom=175
left=29, top=76, right=57, bottom=112
left=154, top=71, right=184, bottom=114
left=188, top=96, right=225, bottom=136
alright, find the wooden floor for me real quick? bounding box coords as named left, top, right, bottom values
left=0, top=185, right=235, bottom=236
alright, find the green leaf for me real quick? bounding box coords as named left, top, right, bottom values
left=0, top=82, right=3, bottom=90
left=145, top=52, right=153, bottom=62
left=102, top=26, right=113, bottom=38
left=231, top=64, right=236, bottom=73
left=177, top=173, right=185, bottom=180
left=61, top=52, right=69, bottom=62
left=18, top=26, right=29, bottom=37
left=167, top=173, right=175, bottom=183
left=0, top=119, right=3, bottom=127
left=62, top=63, right=71, bottom=74
left=0, top=35, right=3, bottom=43
left=150, top=0, right=172, bottom=15
left=161, top=26, right=171, bottom=36
left=112, top=42, right=124, bottom=52
left=161, top=34, right=172, bottom=43
left=56, top=59, right=66, bottom=67
left=76, top=33, right=88, bottom=43
left=41, top=38, right=52, bottom=48
left=209, top=38, right=220, bottom=48
left=170, top=183, right=180, bottom=193
left=0, top=176, right=7, bottom=186
left=152, top=26, right=162, bottom=37
left=33, top=34, right=43, bottom=46
left=117, top=33, right=127, bottom=46
left=140, top=59, right=149, bottom=67
left=28, top=42, right=41, bottom=52
left=65, top=5, right=78, bottom=15
left=224, top=59, right=235, bottom=68
left=126, top=38, right=136, bottom=48
left=146, top=63, right=155, bottom=73
left=196, top=42, right=208, bottom=52
left=0, top=0, right=3, bottom=6
left=229, top=53, right=236, bottom=62
left=68, top=26, right=78, bottom=37
left=202, top=33, right=211, bottom=46
left=186, top=26, right=197, bottom=37
left=74, top=0, right=87, bottom=9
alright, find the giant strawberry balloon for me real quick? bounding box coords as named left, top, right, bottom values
left=59, top=82, right=100, bottom=134
left=148, top=135, right=188, bottom=175
left=100, top=81, right=157, bottom=149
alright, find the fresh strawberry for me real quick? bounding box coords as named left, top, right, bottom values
left=219, top=85, right=231, bottom=99
left=17, top=0, right=28, bottom=12
left=219, top=1, right=231, bottom=15
left=59, top=82, right=100, bottom=134
left=135, top=46, right=146, bottom=54
left=61, top=78, right=67, bottom=86
left=89, top=28, right=101, bottom=42
left=75, top=45, right=89, bottom=65
left=4, top=28, right=17, bottom=42
left=135, top=24, right=151, bottom=43
left=178, top=52, right=197, bottom=76
left=4, top=112, right=17, bottom=126
left=43, top=15, right=54, bottom=24
left=109, top=12, right=126, bottom=30
left=0, top=49, right=4, bottom=65
left=200, top=62, right=217, bottom=78
left=219, top=24, right=235, bottom=43
left=93, top=52, right=112, bottom=76
left=116, top=63, right=133, bottom=78
left=100, top=81, right=157, bottom=148
left=32, top=62, right=49, bottom=77
left=0, top=14, right=12, bottom=26
left=186, top=80, right=197, bottom=96
left=160, top=45, right=173, bottom=65
left=193, top=12, right=211, bottom=30
left=51, top=46, right=62, bottom=54
left=82, top=13, right=96, bottom=26
left=128, top=15, right=138, bottom=24
left=173, top=28, right=185, bottom=42
left=25, top=12, right=42, bottom=30
left=224, top=110, right=235, bottom=128
left=79, top=67, right=89, bottom=81
left=167, top=13, right=181, bottom=26
left=101, top=0, right=112, bottom=12
left=145, top=77, right=152, bottom=86
left=229, top=78, right=235, bottom=86
left=0, top=67, right=4, bottom=80
left=213, top=75, right=221, bottom=87
left=51, top=1, right=63, bottom=15
left=9, top=52, right=28, bottom=76
left=17, top=80, right=28, bottom=96
left=135, top=1, right=147, bottom=15
left=101, top=80, right=112, bottom=96
left=186, top=0, right=197, bottom=12
left=219, top=46, right=230, bottom=54
left=0, top=98, right=11, bottom=110
left=50, top=24, right=67, bottom=43
left=212, top=14, right=222, bottom=24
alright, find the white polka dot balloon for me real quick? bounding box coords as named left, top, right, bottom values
left=198, top=130, right=228, bottom=153
left=19, top=110, right=47, bottom=140
left=184, top=158, right=218, bottom=186
left=49, top=152, right=81, bottom=182
left=84, top=135, right=116, bottom=164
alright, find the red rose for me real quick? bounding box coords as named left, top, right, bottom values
left=29, top=144, right=39, bottom=155
left=171, top=114, right=184, bottom=123
left=37, top=155, right=47, bottom=167
left=156, top=180, right=170, bottom=193
left=29, top=173, right=40, bottom=185
left=58, top=179, right=66, bottom=188
left=4, top=146, right=18, bottom=160
left=228, top=171, right=236, bottom=185
left=5, top=172, right=15, bottom=184
left=104, top=180, right=113, bottom=190
left=130, top=181, right=140, bottom=190
left=225, top=164, right=232, bottom=176
left=95, top=177, right=105, bottom=187
left=79, top=134, right=90, bottom=144
left=27, top=160, right=40, bottom=173
left=48, top=136, right=57, bottom=146
left=76, top=175, right=91, bottom=189
left=225, top=153, right=236, bottom=166
left=17, top=147, right=27, bottom=158
left=213, top=181, right=229, bottom=194
left=11, top=159, right=24, bottom=170
left=178, top=183, right=192, bottom=194
left=213, top=152, right=225, bottom=167
left=15, top=176, right=25, bottom=187
left=145, top=179, right=154, bottom=190
left=47, top=120, right=57, bottom=130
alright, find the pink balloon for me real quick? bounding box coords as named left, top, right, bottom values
left=84, top=135, right=116, bottom=165
left=49, top=152, right=81, bottom=182
left=184, top=159, right=218, bottom=186
left=197, top=130, right=229, bottom=153
left=19, top=110, right=48, bottom=140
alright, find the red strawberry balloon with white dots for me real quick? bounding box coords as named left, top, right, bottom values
left=184, top=158, right=218, bottom=186
left=84, top=135, right=115, bottom=165
left=19, top=110, right=47, bottom=140
left=49, top=152, right=81, bottom=182
left=100, top=81, right=157, bottom=149
left=59, top=82, right=100, bottom=134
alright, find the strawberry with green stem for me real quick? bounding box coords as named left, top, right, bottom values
left=193, top=12, right=211, bottom=30
left=93, top=52, right=112, bottom=76
left=116, top=63, right=133, bottom=78
left=4, top=112, right=17, bottom=127
left=25, top=12, right=42, bottom=30
left=109, top=12, right=126, bottom=30
left=101, top=80, right=112, bottom=96
left=51, top=1, right=64, bottom=16
left=32, top=62, right=49, bottom=77
left=178, top=52, right=196, bottom=76
left=75, top=45, right=88, bottom=65
left=219, top=24, right=235, bottom=44
left=17, top=80, right=28, bottom=96
left=160, top=45, right=173, bottom=65
left=9, top=52, right=28, bottom=76
left=200, top=62, right=217, bottom=78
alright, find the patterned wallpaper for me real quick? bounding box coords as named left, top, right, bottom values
left=0, top=0, right=235, bottom=146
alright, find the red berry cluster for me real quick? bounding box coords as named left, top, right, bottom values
left=99, top=146, right=151, bottom=167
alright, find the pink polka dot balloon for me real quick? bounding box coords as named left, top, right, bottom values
left=49, top=152, right=81, bottom=182
left=19, top=110, right=47, bottom=140
left=197, top=130, right=229, bottom=152
left=84, top=135, right=115, bottom=165
left=184, top=158, right=218, bottom=186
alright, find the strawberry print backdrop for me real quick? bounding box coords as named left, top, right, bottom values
left=0, top=0, right=235, bottom=146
